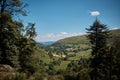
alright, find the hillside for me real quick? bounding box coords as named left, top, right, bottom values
left=109, top=29, right=120, bottom=42
left=55, top=35, right=89, bottom=45
left=53, top=29, right=120, bottom=46
left=49, top=29, right=120, bottom=56
left=110, top=29, right=120, bottom=36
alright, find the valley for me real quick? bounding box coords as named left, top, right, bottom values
left=38, top=29, right=120, bottom=71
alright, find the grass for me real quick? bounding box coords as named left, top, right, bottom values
left=35, top=44, right=92, bottom=71
left=55, top=61, right=70, bottom=70
left=54, top=50, right=91, bottom=70
left=76, top=50, right=91, bottom=58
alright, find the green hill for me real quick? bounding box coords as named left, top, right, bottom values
left=53, top=29, right=120, bottom=46
left=50, top=29, right=120, bottom=56
left=110, top=29, right=120, bottom=36
left=56, top=35, right=89, bottom=45
left=109, top=29, right=120, bottom=42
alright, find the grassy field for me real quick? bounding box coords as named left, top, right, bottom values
left=55, top=61, right=70, bottom=70
left=55, top=50, right=91, bottom=70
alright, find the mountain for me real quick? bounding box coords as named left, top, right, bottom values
left=38, top=41, right=55, bottom=47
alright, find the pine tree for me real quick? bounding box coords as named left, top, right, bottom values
left=86, top=19, right=110, bottom=80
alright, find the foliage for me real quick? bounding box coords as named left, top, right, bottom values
left=0, top=0, right=26, bottom=67
left=48, top=75, right=64, bottom=80
left=109, top=39, right=120, bottom=80
left=11, top=72, right=26, bottom=80
left=0, top=0, right=40, bottom=77
left=64, top=71, right=77, bottom=80
left=18, top=38, right=38, bottom=74
left=77, top=68, right=91, bottom=80
left=33, top=72, right=48, bottom=80
left=86, top=19, right=110, bottom=80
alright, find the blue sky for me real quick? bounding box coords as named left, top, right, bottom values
left=22, top=0, right=120, bottom=42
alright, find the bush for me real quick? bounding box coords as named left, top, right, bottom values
left=64, top=71, right=77, bottom=80
left=11, top=72, right=26, bottom=80
left=48, top=75, right=64, bottom=80
left=34, top=72, right=48, bottom=80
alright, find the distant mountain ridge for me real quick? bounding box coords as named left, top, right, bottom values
left=38, top=41, right=55, bottom=46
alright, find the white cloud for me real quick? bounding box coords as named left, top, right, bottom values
left=90, top=11, right=100, bottom=16
left=35, top=32, right=86, bottom=42
left=47, top=33, right=55, bottom=38
left=112, top=27, right=119, bottom=30
left=60, top=32, right=68, bottom=35
left=71, top=33, right=86, bottom=36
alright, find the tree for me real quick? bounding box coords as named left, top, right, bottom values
left=18, top=37, right=38, bottom=74
left=109, top=39, right=120, bottom=80
left=0, top=0, right=27, bottom=66
left=25, top=23, right=36, bottom=39
left=0, top=0, right=27, bottom=16
left=0, top=0, right=38, bottom=75
left=86, top=19, right=110, bottom=80
left=18, top=22, right=38, bottom=74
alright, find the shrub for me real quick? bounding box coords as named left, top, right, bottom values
left=11, top=72, right=26, bottom=80
left=34, top=72, right=48, bottom=80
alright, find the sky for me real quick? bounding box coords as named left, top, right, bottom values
left=22, top=0, right=120, bottom=42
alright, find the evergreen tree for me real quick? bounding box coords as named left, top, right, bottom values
left=86, top=19, right=110, bottom=80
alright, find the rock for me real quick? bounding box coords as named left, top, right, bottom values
left=0, top=64, right=15, bottom=80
